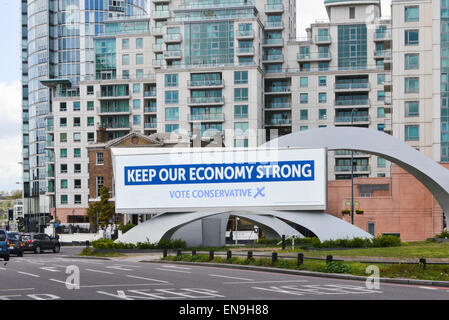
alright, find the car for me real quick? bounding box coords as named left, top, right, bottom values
left=21, top=233, right=60, bottom=254
left=7, top=232, right=24, bottom=256
left=0, top=229, right=10, bottom=261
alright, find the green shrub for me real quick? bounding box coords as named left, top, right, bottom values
left=119, top=223, right=136, bottom=234
left=435, top=230, right=449, bottom=239
left=325, top=261, right=352, bottom=274
left=371, top=235, right=401, bottom=247
left=91, top=238, right=115, bottom=249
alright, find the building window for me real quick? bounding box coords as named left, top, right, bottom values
left=165, top=107, right=179, bottom=121
left=377, top=107, right=385, bottom=118
left=87, top=117, right=94, bottom=126
left=74, top=164, right=81, bottom=173
left=73, top=132, right=81, bottom=142
left=136, top=54, right=144, bottom=65
left=349, top=7, right=355, bottom=19
left=234, top=122, right=249, bottom=136
left=96, top=152, right=104, bottom=165
left=133, top=115, right=141, bottom=125
left=133, top=99, right=140, bottom=110
left=235, top=139, right=248, bottom=147
left=300, top=109, right=308, bottom=121
left=405, top=6, right=419, bottom=22
left=60, top=149, right=67, bottom=158
left=60, top=117, right=67, bottom=127
left=60, top=102, right=67, bottom=112
left=234, top=105, right=248, bottom=119
left=165, top=90, right=179, bottom=104
left=136, top=38, right=143, bottom=49
left=319, top=109, right=327, bottom=120
left=87, top=86, right=94, bottom=95
left=73, top=101, right=80, bottom=111
left=405, top=125, right=419, bottom=141
left=377, top=157, right=386, bottom=168
left=60, top=195, right=68, bottom=205
left=133, top=83, right=140, bottom=93
left=300, top=126, right=309, bottom=131
left=300, top=77, right=308, bottom=88
left=87, top=101, right=94, bottom=111
left=73, top=117, right=81, bottom=127
left=234, top=88, right=248, bottom=101
left=405, top=101, right=419, bottom=117
left=122, top=38, right=129, bottom=49
left=136, top=69, right=144, bottom=78
left=60, top=179, right=68, bottom=189
left=60, top=133, right=67, bottom=143
left=74, top=179, right=81, bottom=189
left=122, top=70, right=129, bottom=79
left=165, top=124, right=179, bottom=133
left=122, top=54, right=129, bottom=65
left=367, top=222, right=376, bottom=236
left=165, top=74, right=178, bottom=87
left=377, top=124, right=385, bottom=132
left=74, top=148, right=81, bottom=158
left=96, top=176, right=104, bottom=197
left=318, top=76, right=327, bottom=87
left=405, top=30, right=419, bottom=45
left=74, top=195, right=81, bottom=204
left=377, top=90, right=385, bottom=101
left=405, top=53, right=419, bottom=70
left=87, top=132, right=94, bottom=142
left=60, top=164, right=67, bottom=174
left=234, top=71, right=248, bottom=84
left=377, top=74, right=385, bottom=85
left=319, top=92, right=327, bottom=103
left=300, top=93, right=308, bottom=104
left=405, top=77, right=419, bottom=93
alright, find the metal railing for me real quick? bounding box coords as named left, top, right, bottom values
left=188, top=79, right=224, bottom=87
left=188, top=113, right=225, bottom=121
left=188, top=96, right=224, bottom=104
left=265, top=118, right=292, bottom=125
left=335, top=165, right=370, bottom=172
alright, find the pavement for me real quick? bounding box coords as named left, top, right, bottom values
left=1, top=247, right=449, bottom=300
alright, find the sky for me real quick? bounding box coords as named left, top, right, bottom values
left=0, top=0, right=392, bottom=193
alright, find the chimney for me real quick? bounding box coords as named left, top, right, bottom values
left=97, top=127, right=108, bottom=143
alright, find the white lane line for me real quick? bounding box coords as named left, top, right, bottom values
left=106, top=266, right=134, bottom=271
left=0, top=288, right=35, bottom=292
left=163, top=265, right=192, bottom=270
left=49, top=279, right=170, bottom=288
left=85, top=268, right=114, bottom=275
left=17, top=271, right=40, bottom=278
left=223, top=279, right=309, bottom=285
left=155, top=268, right=191, bottom=274
left=0, top=267, right=6, bottom=270
left=420, top=286, right=439, bottom=291
left=126, top=275, right=170, bottom=283
left=208, top=274, right=254, bottom=281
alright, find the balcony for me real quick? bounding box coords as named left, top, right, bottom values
left=100, top=123, right=131, bottom=130
left=334, top=165, right=370, bottom=173
left=45, top=141, right=54, bottom=149
left=265, top=86, right=291, bottom=94
left=334, top=150, right=367, bottom=157
left=375, top=31, right=391, bottom=41
left=297, top=52, right=331, bottom=62
left=144, top=122, right=157, bottom=129
left=236, top=46, right=254, bottom=56
left=335, top=99, right=370, bottom=107
left=265, top=21, right=284, bottom=30
left=164, top=50, right=182, bottom=59
left=152, top=27, right=164, bottom=35
left=152, top=10, right=170, bottom=19
left=97, top=91, right=130, bottom=100
left=263, top=38, right=283, bottom=46
left=98, top=106, right=130, bottom=115
left=188, top=96, right=225, bottom=105
left=265, top=118, right=292, bottom=126
left=236, top=30, right=254, bottom=39
left=374, top=50, right=392, bottom=60
left=144, top=90, right=157, bottom=98
left=334, top=115, right=370, bottom=125
left=315, top=35, right=331, bottom=44
left=153, top=44, right=164, bottom=52
left=153, top=59, right=163, bottom=68
left=265, top=3, right=283, bottom=13
left=164, top=33, right=182, bottom=43
left=188, top=113, right=225, bottom=122
left=262, top=54, right=284, bottom=63
left=265, top=102, right=291, bottom=110
left=187, top=79, right=224, bottom=89
left=334, top=83, right=370, bottom=92
left=144, top=107, right=157, bottom=113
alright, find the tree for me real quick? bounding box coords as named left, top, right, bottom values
left=8, top=190, right=22, bottom=200
left=87, top=186, right=115, bottom=231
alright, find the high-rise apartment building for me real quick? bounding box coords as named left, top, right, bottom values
left=22, top=0, right=148, bottom=230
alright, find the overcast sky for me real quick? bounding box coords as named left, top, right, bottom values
left=0, top=0, right=392, bottom=193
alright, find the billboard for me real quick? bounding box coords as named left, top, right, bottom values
left=112, top=147, right=327, bottom=213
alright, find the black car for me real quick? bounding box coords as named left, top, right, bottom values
left=7, top=232, right=24, bottom=256
left=21, top=233, right=60, bottom=254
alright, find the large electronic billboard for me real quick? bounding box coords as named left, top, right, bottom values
left=112, top=147, right=327, bottom=213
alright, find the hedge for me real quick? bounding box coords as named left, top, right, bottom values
left=90, top=238, right=187, bottom=250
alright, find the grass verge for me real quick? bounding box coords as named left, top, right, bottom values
left=79, top=248, right=125, bottom=257
left=162, top=254, right=449, bottom=281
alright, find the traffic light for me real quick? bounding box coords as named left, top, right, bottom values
left=8, top=209, right=14, bottom=221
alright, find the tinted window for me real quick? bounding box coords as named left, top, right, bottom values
left=8, top=233, right=18, bottom=241
left=0, top=231, right=5, bottom=241
left=21, top=234, right=31, bottom=241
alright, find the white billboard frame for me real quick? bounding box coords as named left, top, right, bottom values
left=111, top=147, right=328, bottom=214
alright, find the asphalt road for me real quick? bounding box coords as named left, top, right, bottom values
left=1, top=247, right=449, bottom=301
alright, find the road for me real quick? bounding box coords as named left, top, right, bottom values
left=1, top=247, right=449, bottom=300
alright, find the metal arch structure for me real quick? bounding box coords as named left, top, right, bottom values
left=117, top=210, right=372, bottom=245
left=263, top=127, right=449, bottom=219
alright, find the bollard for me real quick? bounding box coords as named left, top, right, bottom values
left=227, top=250, right=232, bottom=260
left=326, top=255, right=333, bottom=264
left=419, top=258, right=427, bottom=269
left=85, top=240, right=90, bottom=249
left=272, top=252, right=278, bottom=265
left=281, top=235, right=286, bottom=250
left=209, top=250, right=214, bottom=261
left=163, top=249, right=168, bottom=258
left=247, top=251, right=253, bottom=260
left=297, top=253, right=304, bottom=267
left=177, top=249, right=182, bottom=256
left=192, top=250, right=197, bottom=256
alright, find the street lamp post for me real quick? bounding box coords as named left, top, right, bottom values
left=351, top=108, right=358, bottom=225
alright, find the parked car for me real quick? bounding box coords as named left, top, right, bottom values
left=21, top=233, right=60, bottom=254
left=0, top=229, right=10, bottom=261
left=7, top=232, right=24, bottom=256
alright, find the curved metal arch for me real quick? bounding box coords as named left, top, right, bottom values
left=263, top=127, right=449, bottom=218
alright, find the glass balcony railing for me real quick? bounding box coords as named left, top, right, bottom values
left=101, top=122, right=130, bottom=129
left=144, top=122, right=157, bottom=129
left=237, top=30, right=254, bottom=37
left=335, top=115, right=370, bottom=123
left=265, top=4, right=283, bottom=11
left=335, top=83, right=369, bottom=90
left=335, top=99, right=369, bottom=106
left=315, top=35, right=331, bottom=43
left=263, top=54, right=283, bottom=61
left=265, top=102, right=291, bottom=109
left=164, top=50, right=182, bottom=58
left=265, top=21, right=283, bottom=29
left=334, top=150, right=367, bottom=156
left=189, top=96, right=224, bottom=104
left=189, top=113, right=224, bottom=121
left=265, top=86, right=291, bottom=93
left=297, top=52, right=331, bottom=60
left=99, top=106, right=130, bottom=113
left=237, top=46, right=254, bottom=54
left=263, top=38, right=283, bottom=45
left=144, top=107, right=157, bottom=113
left=188, top=79, right=223, bottom=87
left=335, top=165, right=370, bottom=172
left=265, top=118, right=292, bottom=125
left=164, top=33, right=182, bottom=42
left=144, top=90, right=156, bottom=97
left=153, top=10, right=170, bottom=19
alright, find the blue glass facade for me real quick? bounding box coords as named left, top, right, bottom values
left=441, top=0, right=449, bottom=162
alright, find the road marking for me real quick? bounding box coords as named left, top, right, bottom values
left=224, top=280, right=309, bottom=285
left=39, top=266, right=60, bottom=272
left=49, top=279, right=71, bottom=286
left=419, top=286, right=439, bottom=291
left=17, top=271, right=40, bottom=278
left=208, top=274, right=254, bottom=281
left=49, top=278, right=170, bottom=288
left=163, top=265, right=191, bottom=270
left=126, top=275, right=170, bottom=283
left=0, top=288, right=35, bottom=292
left=155, top=268, right=191, bottom=274
left=85, top=268, right=114, bottom=275
left=106, top=265, right=134, bottom=271
left=96, top=290, right=134, bottom=300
